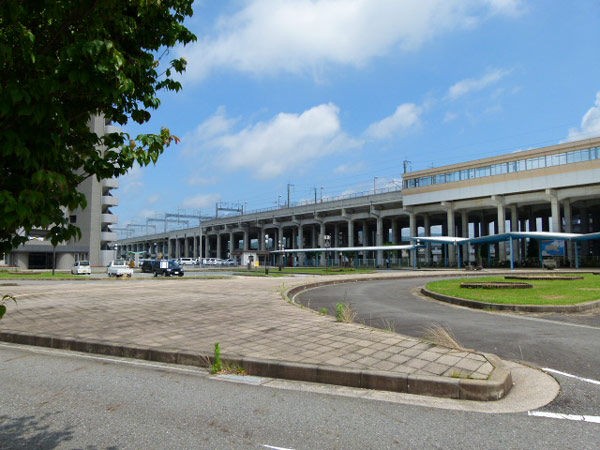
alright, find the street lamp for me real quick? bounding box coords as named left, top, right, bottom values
left=277, top=239, right=284, bottom=271
left=264, top=234, right=270, bottom=274
left=324, top=234, right=331, bottom=271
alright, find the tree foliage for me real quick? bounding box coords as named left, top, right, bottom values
left=0, top=0, right=196, bottom=254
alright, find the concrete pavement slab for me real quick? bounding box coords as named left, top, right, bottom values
left=0, top=272, right=513, bottom=400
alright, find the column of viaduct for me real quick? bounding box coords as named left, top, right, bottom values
left=118, top=137, right=600, bottom=268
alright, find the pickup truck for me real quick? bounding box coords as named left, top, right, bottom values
left=107, top=260, right=133, bottom=278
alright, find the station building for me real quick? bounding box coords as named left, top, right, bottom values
left=69, top=136, right=600, bottom=268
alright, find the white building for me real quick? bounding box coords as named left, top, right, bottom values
left=3, top=116, right=119, bottom=269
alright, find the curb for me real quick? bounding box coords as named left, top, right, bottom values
left=421, top=287, right=600, bottom=312
left=0, top=330, right=512, bottom=401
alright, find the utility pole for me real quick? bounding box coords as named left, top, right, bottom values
left=287, top=183, right=294, bottom=207
left=403, top=159, right=411, bottom=174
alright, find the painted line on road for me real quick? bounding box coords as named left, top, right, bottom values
left=262, top=445, right=295, bottom=450
left=528, top=411, right=600, bottom=424
left=543, top=367, right=600, bottom=385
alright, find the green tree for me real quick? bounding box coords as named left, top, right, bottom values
left=0, top=0, right=196, bottom=254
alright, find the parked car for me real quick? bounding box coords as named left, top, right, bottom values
left=107, top=260, right=133, bottom=278
left=177, top=257, right=196, bottom=266
left=221, top=258, right=237, bottom=266
left=140, top=260, right=159, bottom=273
left=71, top=260, right=91, bottom=275
left=153, top=259, right=184, bottom=277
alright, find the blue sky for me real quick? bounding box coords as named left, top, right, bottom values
left=116, top=0, right=600, bottom=234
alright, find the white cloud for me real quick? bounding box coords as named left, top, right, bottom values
left=181, top=193, right=222, bottom=209
left=485, top=0, right=526, bottom=17
left=447, top=68, right=511, bottom=100
left=334, top=161, right=366, bottom=175
left=443, top=111, right=459, bottom=123
left=182, top=0, right=524, bottom=81
left=365, top=103, right=422, bottom=140
left=191, top=103, right=361, bottom=179
left=146, top=194, right=160, bottom=205
left=567, top=92, right=600, bottom=141
left=187, top=175, right=219, bottom=186
left=119, top=165, right=144, bottom=194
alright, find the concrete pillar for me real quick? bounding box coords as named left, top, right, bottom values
left=423, top=213, right=431, bottom=266
left=496, top=199, right=506, bottom=261
left=563, top=199, right=573, bottom=265
left=409, top=212, right=417, bottom=267
left=216, top=233, right=222, bottom=259
left=548, top=191, right=560, bottom=233
left=445, top=203, right=456, bottom=265
left=243, top=229, right=249, bottom=251
left=510, top=205, right=519, bottom=264
left=348, top=219, right=354, bottom=247
left=461, top=211, right=469, bottom=264
left=376, top=216, right=383, bottom=266
left=229, top=231, right=234, bottom=257
left=391, top=219, right=398, bottom=244
left=319, top=222, right=326, bottom=267
left=297, top=224, right=304, bottom=266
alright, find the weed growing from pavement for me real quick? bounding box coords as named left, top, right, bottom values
left=381, top=318, right=397, bottom=333
left=211, top=342, right=222, bottom=374
left=319, top=307, right=329, bottom=315
left=421, top=324, right=466, bottom=351
left=278, top=282, right=287, bottom=299
left=335, top=302, right=357, bottom=323
left=205, top=343, right=247, bottom=375
left=0, top=294, right=16, bottom=319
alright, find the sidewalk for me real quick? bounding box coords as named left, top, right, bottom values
left=0, top=271, right=512, bottom=400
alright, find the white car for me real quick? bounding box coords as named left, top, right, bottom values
left=71, top=260, right=91, bottom=275
left=178, top=257, right=196, bottom=266
left=106, top=260, right=133, bottom=277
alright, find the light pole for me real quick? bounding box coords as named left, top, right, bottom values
left=264, top=234, right=270, bottom=274
left=373, top=176, right=379, bottom=194
left=324, top=234, right=331, bottom=271
left=277, top=239, right=284, bottom=271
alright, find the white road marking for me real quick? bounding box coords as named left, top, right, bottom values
left=543, top=368, right=600, bottom=385
left=262, top=445, right=295, bottom=450
left=528, top=411, right=600, bottom=424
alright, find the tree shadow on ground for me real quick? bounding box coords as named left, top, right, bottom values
left=0, top=413, right=74, bottom=450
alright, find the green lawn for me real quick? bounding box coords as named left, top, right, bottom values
left=426, top=274, right=600, bottom=305
left=0, top=271, right=80, bottom=280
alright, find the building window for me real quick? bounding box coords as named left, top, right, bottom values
left=69, top=215, right=77, bottom=224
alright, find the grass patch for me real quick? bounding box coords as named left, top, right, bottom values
left=335, top=302, right=357, bottom=323
left=426, top=274, right=600, bottom=305
left=421, top=324, right=465, bottom=351
left=0, top=271, right=81, bottom=280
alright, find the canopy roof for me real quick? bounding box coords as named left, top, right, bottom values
left=468, top=231, right=582, bottom=245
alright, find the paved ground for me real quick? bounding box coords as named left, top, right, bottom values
left=0, top=271, right=515, bottom=400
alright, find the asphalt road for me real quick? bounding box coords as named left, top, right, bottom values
left=1, top=344, right=598, bottom=449
left=295, top=277, right=600, bottom=417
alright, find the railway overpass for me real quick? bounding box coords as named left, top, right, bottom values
left=118, top=136, right=600, bottom=268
